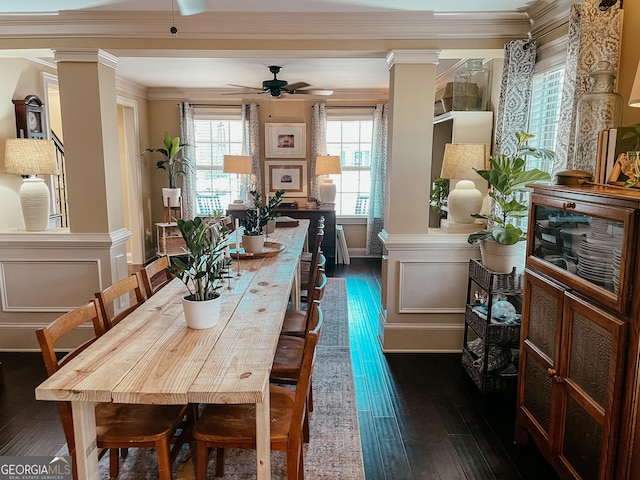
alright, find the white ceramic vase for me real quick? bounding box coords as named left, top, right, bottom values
left=264, top=218, right=276, bottom=234
left=162, top=187, right=182, bottom=208
left=242, top=234, right=265, bottom=253
left=480, top=240, right=525, bottom=274
left=447, top=180, right=483, bottom=224
left=182, top=293, right=222, bottom=329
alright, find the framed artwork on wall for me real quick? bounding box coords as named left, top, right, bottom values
left=265, top=161, right=307, bottom=198
left=265, top=123, right=306, bottom=158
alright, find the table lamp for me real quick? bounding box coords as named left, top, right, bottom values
left=4, top=138, right=58, bottom=231
left=440, top=143, right=489, bottom=233
left=630, top=60, right=640, bottom=107
left=223, top=155, right=252, bottom=209
left=316, top=155, right=342, bottom=205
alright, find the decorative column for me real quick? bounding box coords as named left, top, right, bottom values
left=378, top=50, right=480, bottom=352
left=54, top=48, right=130, bottom=287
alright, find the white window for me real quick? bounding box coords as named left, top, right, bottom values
left=325, top=110, right=374, bottom=216
left=527, top=66, right=565, bottom=174
left=193, top=108, right=243, bottom=214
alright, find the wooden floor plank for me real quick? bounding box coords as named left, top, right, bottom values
left=373, top=415, right=413, bottom=480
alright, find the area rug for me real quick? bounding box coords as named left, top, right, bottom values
left=69, top=277, right=364, bottom=479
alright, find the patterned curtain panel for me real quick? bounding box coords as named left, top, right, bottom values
left=494, top=39, right=537, bottom=156
left=179, top=101, right=195, bottom=220
left=242, top=103, right=261, bottom=195
left=310, top=104, right=328, bottom=200
left=553, top=0, right=623, bottom=175
left=366, top=103, right=388, bottom=256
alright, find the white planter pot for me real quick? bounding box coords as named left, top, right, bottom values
left=182, top=293, right=222, bottom=329
left=480, top=240, right=525, bottom=274
left=242, top=234, right=265, bottom=253
left=162, top=188, right=182, bottom=208
left=264, top=218, right=276, bottom=234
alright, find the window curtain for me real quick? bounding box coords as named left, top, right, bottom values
left=179, top=101, right=196, bottom=220
left=366, top=103, right=388, bottom=256
left=553, top=0, right=623, bottom=176
left=310, top=104, right=328, bottom=200
left=494, top=39, right=537, bottom=156
left=242, top=103, right=261, bottom=197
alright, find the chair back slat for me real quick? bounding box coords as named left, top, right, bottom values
left=96, top=273, right=146, bottom=330
left=290, top=303, right=323, bottom=443
left=140, top=256, right=172, bottom=297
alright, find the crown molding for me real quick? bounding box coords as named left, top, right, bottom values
left=526, top=0, right=573, bottom=35
left=53, top=48, right=118, bottom=69
left=0, top=11, right=530, bottom=40
left=146, top=87, right=389, bottom=102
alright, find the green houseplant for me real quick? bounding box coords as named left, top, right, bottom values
left=467, top=131, right=553, bottom=272
left=142, top=131, right=192, bottom=207
left=168, top=217, right=231, bottom=329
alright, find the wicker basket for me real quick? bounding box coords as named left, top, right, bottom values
left=465, top=305, right=521, bottom=344
left=462, top=348, right=517, bottom=394
left=469, top=258, right=524, bottom=293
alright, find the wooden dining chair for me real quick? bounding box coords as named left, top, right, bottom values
left=36, top=299, right=193, bottom=480
left=218, top=214, right=235, bottom=232
left=193, top=305, right=323, bottom=480
left=281, top=270, right=327, bottom=337
left=95, top=273, right=146, bottom=330
left=140, top=256, right=173, bottom=297
left=271, top=299, right=323, bottom=433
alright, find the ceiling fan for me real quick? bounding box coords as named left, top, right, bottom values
left=228, top=66, right=334, bottom=97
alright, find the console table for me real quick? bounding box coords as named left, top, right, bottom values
left=227, top=207, right=336, bottom=274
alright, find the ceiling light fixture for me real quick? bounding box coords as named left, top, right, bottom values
left=170, top=0, right=178, bottom=36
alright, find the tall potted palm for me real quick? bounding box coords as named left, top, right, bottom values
left=142, top=131, right=191, bottom=208
left=168, top=217, right=231, bottom=329
left=467, top=131, right=553, bottom=273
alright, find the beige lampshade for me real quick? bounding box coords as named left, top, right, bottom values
left=630, top=61, right=640, bottom=107
left=440, top=143, right=489, bottom=179
left=223, top=155, right=252, bottom=174
left=316, top=155, right=342, bottom=175
left=5, top=139, right=58, bottom=175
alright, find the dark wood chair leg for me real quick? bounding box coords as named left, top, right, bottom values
left=0, top=361, right=4, bottom=385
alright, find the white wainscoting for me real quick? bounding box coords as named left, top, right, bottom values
left=0, top=228, right=130, bottom=350
left=378, top=229, right=480, bottom=352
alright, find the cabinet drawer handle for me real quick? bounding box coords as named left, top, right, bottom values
left=562, top=202, right=576, bottom=209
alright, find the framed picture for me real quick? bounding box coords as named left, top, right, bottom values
left=265, top=161, right=307, bottom=198
left=265, top=123, right=306, bottom=158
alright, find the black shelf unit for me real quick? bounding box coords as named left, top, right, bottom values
left=462, top=258, right=524, bottom=393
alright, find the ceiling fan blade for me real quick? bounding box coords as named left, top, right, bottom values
left=291, top=89, right=334, bottom=96
left=227, top=84, right=265, bottom=92
left=284, top=82, right=311, bottom=91
left=175, top=0, right=209, bottom=16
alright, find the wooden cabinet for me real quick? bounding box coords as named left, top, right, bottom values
left=515, top=184, right=640, bottom=480
left=462, top=259, right=523, bottom=393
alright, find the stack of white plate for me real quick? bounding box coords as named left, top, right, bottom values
left=576, top=227, right=622, bottom=291
left=612, top=247, right=622, bottom=293
left=589, top=218, right=613, bottom=240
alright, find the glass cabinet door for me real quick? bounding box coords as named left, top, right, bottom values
left=527, top=193, right=635, bottom=315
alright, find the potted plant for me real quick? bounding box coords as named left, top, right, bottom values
left=262, top=188, right=286, bottom=233
left=142, top=131, right=191, bottom=208
left=467, top=131, right=553, bottom=273
left=429, top=177, right=450, bottom=224
left=239, top=202, right=266, bottom=253
left=168, top=217, right=231, bottom=329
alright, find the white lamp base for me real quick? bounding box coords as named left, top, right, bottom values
left=447, top=179, right=483, bottom=224
left=319, top=179, right=337, bottom=205
left=20, top=177, right=51, bottom=231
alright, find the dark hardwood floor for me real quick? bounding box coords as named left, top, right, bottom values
left=0, top=258, right=558, bottom=479
left=334, top=258, right=559, bottom=480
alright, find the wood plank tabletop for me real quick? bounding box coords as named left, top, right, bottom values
left=35, top=220, right=309, bottom=405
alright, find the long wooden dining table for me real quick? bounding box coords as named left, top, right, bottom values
left=35, top=220, right=310, bottom=480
